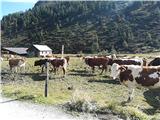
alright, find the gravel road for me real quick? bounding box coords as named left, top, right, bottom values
left=0, top=95, right=123, bottom=120
left=0, top=95, right=99, bottom=120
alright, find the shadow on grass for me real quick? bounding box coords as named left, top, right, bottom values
left=49, top=75, right=65, bottom=80
left=1, top=72, right=8, bottom=75
left=143, top=89, right=160, bottom=115
left=69, top=73, right=96, bottom=77
left=70, top=69, right=97, bottom=77
left=102, top=75, right=112, bottom=79
left=70, top=69, right=90, bottom=73
left=32, top=73, right=46, bottom=81
left=88, top=79, right=120, bottom=85
left=0, top=95, right=35, bottom=104
left=21, top=73, right=46, bottom=81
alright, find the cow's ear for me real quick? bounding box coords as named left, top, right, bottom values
left=119, top=66, right=127, bottom=72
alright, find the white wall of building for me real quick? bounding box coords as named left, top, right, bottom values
left=39, top=51, right=52, bottom=57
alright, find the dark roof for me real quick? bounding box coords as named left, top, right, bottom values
left=2, top=47, right=28, bottom=55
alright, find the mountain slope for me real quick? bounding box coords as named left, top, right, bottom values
left=1, top=1, right=160, bottom=53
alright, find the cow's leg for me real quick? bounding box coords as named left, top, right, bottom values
left=127, top=87, right=135, bottom=102
left=54, top=67, right=57, bottom=74
left=100, top=67, right=104, bottom=75
left=101, top=65, right=107, bottom=75
left=41, top=66, right=44, bottom=73
left=49, top=66, right=54, bottom=73
left=10, top=66, right=13, bottom=73
left=107, top=65, right=111, bottom=77
left=104, top=66, right=107, bottom=73
left=92, top=66, right=95, bottom=73
left=62, top=67, right=66, bottom=76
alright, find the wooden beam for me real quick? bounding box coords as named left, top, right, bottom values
left=61, top=45, right=64, bottom=58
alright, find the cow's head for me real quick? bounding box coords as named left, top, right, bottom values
left=111, top=54, right=117, bottom=60
left=111, top=63, right=127, bottom=79
left=111, top=63, right=120, bottom=79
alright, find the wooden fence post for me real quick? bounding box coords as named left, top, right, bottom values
left=45, top=62, right=49, bottom=97
left=62, top=45, right=64, bottom=58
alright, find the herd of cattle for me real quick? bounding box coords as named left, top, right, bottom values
left=2, top=54, right=160, bottom=102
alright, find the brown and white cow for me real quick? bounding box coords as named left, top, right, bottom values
left=50, top=56, right=70, bottom=65
left=49, top=58, right=68, bottom=75
left=83, top=56, right=110, bottom=74
left=9, top=58, right=26, bottom=73
left=108, top=58, right=145, bottom=66
left=111, top=63, right=160, bottom=102
left=103, top=57, right=146, bottom=75
left=148, top=57, right=160, bottom=66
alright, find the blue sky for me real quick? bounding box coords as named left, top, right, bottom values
left=1, top=0, right=38, bottom=20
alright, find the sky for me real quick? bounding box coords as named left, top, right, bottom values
left=1, top=0, right=38, bottom=20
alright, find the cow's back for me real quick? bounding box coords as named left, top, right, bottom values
left=34, top=59, right=48, bottom=66
left=112, top=59, right=142, bottom=66
left=148, top=58, right=160, bottom=66
left=86, top=57, right=109, bottom=66
left=50, top=58, right=65, bottom=67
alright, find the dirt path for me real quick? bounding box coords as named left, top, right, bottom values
left=0, top=95, right=124, bottom=120
left=0, top=95, right=99, bottom=120
left=0, top=96, right=71, bottom=120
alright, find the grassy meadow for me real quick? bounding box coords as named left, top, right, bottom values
left=1, top=53, right=160, bottom=120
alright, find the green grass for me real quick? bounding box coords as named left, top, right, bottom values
left=1, top=54, right=160, bottom=120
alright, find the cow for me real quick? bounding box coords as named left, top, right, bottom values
left=111, top=63, right=160, bottom=102
left=148, top=57, right=160, bottom=66
left=9, top=58, right=26, bottom=73
left=34, top=59, right=48, bottom=73
left=108, top=58, right=145, bottom=66
left=83, top=56, right=110, bottom=74
left=102, top=57, right=146, bottom=75
left=49, top=58, right=68, bottom=75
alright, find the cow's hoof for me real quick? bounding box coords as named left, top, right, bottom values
left=63, top=75, right=66, bottom=78
left=126, top=97, right=132, bottom=103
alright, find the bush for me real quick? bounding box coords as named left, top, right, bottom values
left=64, top=89, right=97, bottom=113
left=98, top=50, right=109, bottom=56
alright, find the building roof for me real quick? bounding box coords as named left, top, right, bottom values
left=33, top=44, right=52, bottom=51
left=2, top=47, right=28, bottom=55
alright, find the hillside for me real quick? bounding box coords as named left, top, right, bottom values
left=1, top=1, right=160, bottom=53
